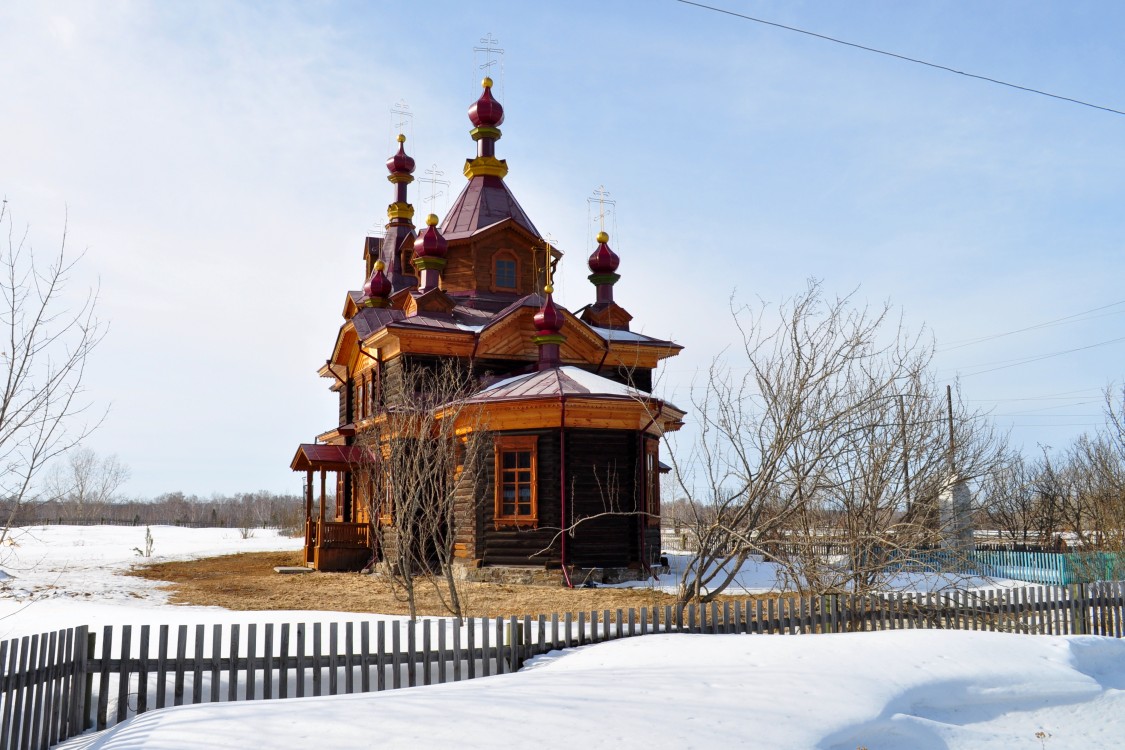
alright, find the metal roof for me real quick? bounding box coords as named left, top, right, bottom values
left=440, top=175, right=539, bottom=240
left=290, top=444, right=371, bottom=472
left=468, top=366, right=648, bottom=403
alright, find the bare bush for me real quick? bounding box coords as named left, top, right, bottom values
left=355, top=359, right=487, bottom=621
left=667, top=281, right=1004, bottom=602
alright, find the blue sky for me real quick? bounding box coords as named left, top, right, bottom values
left=3, top=1, right=1123, bottom=497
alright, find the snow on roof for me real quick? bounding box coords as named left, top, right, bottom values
left=588, top=325, right=664, bottom=343
left=473, top=366, right=647, bottom=401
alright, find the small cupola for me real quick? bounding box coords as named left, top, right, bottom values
left=412, top=213, right=448, bottom=294
left=580, top=230, right=632, bottom=331
left=587, top=230, right=621, bottom=306
left=363, top=260, right=393, bottom=308
left=533, top=282, right=566, bottom=371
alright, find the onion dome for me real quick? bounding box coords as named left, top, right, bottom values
left=413, top=214, right=448, bottom=259
left=534, top=284, right=564, bottom=335
left=468, top=77, right=505, bottom=128
left=364, top=260, right=392, bottom=301
left=386, top=133, right=415, bottom=175
left=587, top=231, right=620, bottom=274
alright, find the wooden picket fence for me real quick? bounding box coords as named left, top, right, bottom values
left=3, top=581, right=1124, bottom=750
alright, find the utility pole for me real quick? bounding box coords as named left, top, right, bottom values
left=946, top=384, right=956, bottom=474
left=899, top=393, right=911, bottom=514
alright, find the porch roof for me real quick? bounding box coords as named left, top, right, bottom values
left=290, top=443, right=371, bottom=472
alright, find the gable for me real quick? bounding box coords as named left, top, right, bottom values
left=441, top=219, right=552, bottom=297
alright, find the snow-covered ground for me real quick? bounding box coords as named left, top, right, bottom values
left=1, top=526, right=1122, bottom=749
left=55, top=630, right=1125, bottom=750
left=620, top=551, right=1015, bottom=596
left=0, top=524, right=303, bottom=639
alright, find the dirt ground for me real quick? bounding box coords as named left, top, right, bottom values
left=129, top=551, right=703, bottom=618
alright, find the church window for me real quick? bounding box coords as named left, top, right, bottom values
left=494, top=435, right=537, bottom=526
left=494, top=252, right=518, bottom=290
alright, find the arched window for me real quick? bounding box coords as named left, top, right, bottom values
left=493, top=250, right=518, bottom=291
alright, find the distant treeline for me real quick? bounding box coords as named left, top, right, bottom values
left=2, top=490, right=304, bottom=532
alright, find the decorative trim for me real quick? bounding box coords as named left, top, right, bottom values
left=412, top=256, right=447, bottom=272
left=470, top=126, right=502, bottom=142
left=587, top=272, right=621, bottom=286
left=386, top=202, right=415, bottom=220
left=387, top=173, right=415, bottom=184
left=464, top=156, right=509, bottom=179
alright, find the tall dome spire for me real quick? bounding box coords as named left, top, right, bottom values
left=463, top=77, right=508, bottom=179
left=382, top=133, right=418, bottom=292
left=386, top=133, right=416, bottom=219
left=440, top=75, right=538, bottom=242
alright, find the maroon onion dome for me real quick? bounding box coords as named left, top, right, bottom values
left=386, top=133, right=416, bottom=174
left=413, top=213, right=448, bottom=258
left=468, top=77, right=505, bottom=128
left=364, top=260, right=392, bottom=299
left=588, top=231, right=620, bottom=274
left=534, top=287, right=564, bottom=335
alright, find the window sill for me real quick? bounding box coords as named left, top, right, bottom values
left=494, top=519, right=538, bottom=530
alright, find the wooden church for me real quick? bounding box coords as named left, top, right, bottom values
left=291, top=78, right=684, bottom=583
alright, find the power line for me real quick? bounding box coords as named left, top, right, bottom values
left=967, top=388, right=1103, bottom=402
left=675, top=0, right=1125, bottom=117
left=938, top=300, right=1125, bottom=351
left=951, top=335, right=1125, bottom=378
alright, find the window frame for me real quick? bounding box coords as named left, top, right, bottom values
left=644, top=438, right=661, bottom=527
left=494, top=434, right=538, bottom=527
left=491, top=250, right=519, bottom=292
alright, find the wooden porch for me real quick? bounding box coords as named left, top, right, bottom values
left=291, top=443, right=375, bottom=572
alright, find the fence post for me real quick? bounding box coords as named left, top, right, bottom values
left=1073, top=583, right=1088, bottom=635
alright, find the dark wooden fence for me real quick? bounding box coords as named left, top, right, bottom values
left=3, top=581, right=1123, bottom=750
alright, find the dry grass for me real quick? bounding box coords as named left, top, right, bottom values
left=129, top=551, right=701, bottom=618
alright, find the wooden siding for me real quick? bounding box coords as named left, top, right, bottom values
left=565, top=429, right=641, bottom=569
left=478, top=430, right=561, bottom=567
left=441, top=236, right=541, bottom=297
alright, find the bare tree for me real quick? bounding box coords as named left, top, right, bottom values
left=0, top=202, right=104, bottom=542
left=355, top=359, right=486, bottom=621
left=978, top=453, right=1042, bottom=545
left=42, top=447, right=129, bottom=519
left=666, top=281, right=1004, bottom=602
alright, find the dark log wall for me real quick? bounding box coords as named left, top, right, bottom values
left=338, top=381, right=352, bottom=426
left=382, top=356, right=406, bottom=409
left=470, top=428, right=646, bottom=569
left=476, top=430, right=562, bottom=567
left=616, top=366, right=652, bottom=393
left=565, top=429, right=641, bottom=568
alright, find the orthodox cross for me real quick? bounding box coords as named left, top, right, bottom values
left=474, top=33, right=504, bottom=76
left=541, top=234, right=559, bottom=290
left=587, top=185, right=616, bottom=233
left=390, top=99, right=413, bottom=144
left=417, top=163, right=450, bottom=213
